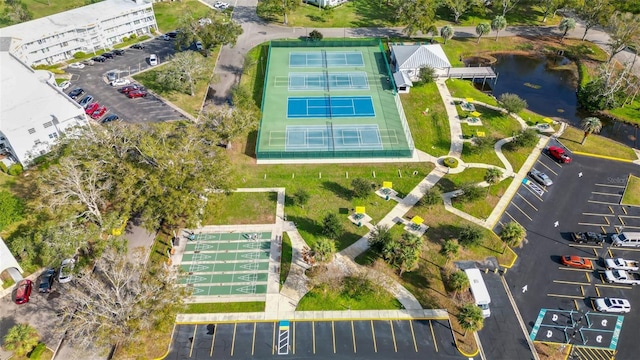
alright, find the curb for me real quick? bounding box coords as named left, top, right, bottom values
left=449, top=324, right=480, bottom=358
left=572, top=151, right=635, bottom=163
left=153, top=323, right=176, bottom=360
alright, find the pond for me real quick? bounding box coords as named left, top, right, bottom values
left=475, top=54, right=640, bottom=149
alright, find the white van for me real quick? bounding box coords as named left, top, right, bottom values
left=464, top=268, right=491, bottom=318
left=612, top=232, right=640, bottom=247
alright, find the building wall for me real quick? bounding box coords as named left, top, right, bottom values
left=303, top=0, right=348, bottom=8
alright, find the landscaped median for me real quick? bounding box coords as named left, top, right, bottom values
left=558, top=126, right=638, bottom=162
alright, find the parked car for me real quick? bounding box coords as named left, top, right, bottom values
left=528, top=168, right=553, bottom=187
left=113, top=49, right=125, bottom=56
left=547, top=146, right=572, bottom=163
left=78, top=95, right=94, bottom=107
left=130, top=43, right=146, bottom=49
left=85, top=102, right=100, bottom=115
left=149, top=54, right=158, bottom=66
left=90, top=106, right=108, bottom=119
left=57, top=81, right=71, bottom=90
left=111, top=78, right=131, bottom=87
left=68, top=62, right=85, bottom=69
left=593, top=297, right=631, bottom=314
left=14, top=279, right=33, bottom=304
left=81, top=59, right=95, bottom=66
left=195, top=41, right=204, bottom=50
left=166, top=31, right=178, bottom=38
left=119, top=84, right=143, bottom=94
left=198, top=18, right=212, bottom=26
left=102, top=114, right=120, bottom=124
left=39, top=268, right=56, bottom=293
left=92, top=56, right=106, bottom=62
left=68, top=88, right=84, bottom=99
left=571, top=231, right=605, bottom=245
left=560, top=255, right=593, bottom=269
left=106, top=71, right=118, bottom=82
left=604, top=258, right=640, bottom=271
left=160, top=34, right=171, bottom=41
left=58, top=258, right=75, bottom=284
left=128, top=90, right=148, bottom=98
left=604, top=269, right=640, bottom=285
left=102, top=52, right=114, bottom=59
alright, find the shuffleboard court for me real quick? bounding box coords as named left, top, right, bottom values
left=289, top=51, right=364, bottom=67
left=181, top=250, right=270, bottom=263
left=177, top=272, right=269, bottom=285
left=184, top=241, right=271, bottom=252
left=179, top=261, right=270, bottom=273
left=191, top=231, right=271, bottom=242
left=287, top=96, right=375, bottom=118
left=189, top=284, right=269, bottom=296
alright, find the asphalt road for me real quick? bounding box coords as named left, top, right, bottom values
left=494, top=142, right=640, bottom=359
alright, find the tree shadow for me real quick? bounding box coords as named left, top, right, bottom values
left=244, top=130, right=257, bottom=158
left=288, top=215, right=322, bottom=238
left=321, top=181, right=353, bottom=200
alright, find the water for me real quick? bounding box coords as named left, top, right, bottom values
left=476, top=54, right=639, bottom=149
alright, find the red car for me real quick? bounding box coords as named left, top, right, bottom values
left=14, top=279, right=33, bottom=304
left=128, top=90, right=148, bottom=98
left=118, top=84, right=142, bottom=94
left=547, top=146, right=572, bottom=163
left=85, top=102, right=100, bottom=115
left=561, top=255, right=593, bottom=269
left=90, top=106, right=107, bottom=119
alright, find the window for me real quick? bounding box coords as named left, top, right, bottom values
left=43, top=121, right=53, bottom=128
left=34, top=139, right=42, bottom=145
left=28, top=128, right=36, bottom=134
left=48, top=132, right=58, bottom=139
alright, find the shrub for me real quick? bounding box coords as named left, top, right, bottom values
left=321, top=212, right=343, bottom=239
left=309, top=30, right=323, bottom=41
left=351, top=178, right=370, bottom=198
left=459, top=183, right=483, bottom=202
left=441, top=239, right=459, bottom=257
left=443, top=157, right=458, bottom=168
left=130, top=33, right=137, bottom=39
left=459, top=225, right=483, bottom=246
left=499, top=93, right=528, bottom=113
left=341, top=276, right=375, bottom=300
left=0, top=190, right=24, bottom=231
left=73, top=51, right=86, bottom=59
left=312, top=237, right=336, bottom=262
left=0, top=162, right=7, bottom=173
left=509, top=128, right=539, bottom=149
left=419, top=187, right=442, bottom=207
left=29, top=343, right=46, bottom=359
left=122, top=36, right=129, bottom=42
left=8, top=164, right=23, bottom=176
left=418, top=66, right=436, bottom=84
left=293, top=188, right=310, bottom=207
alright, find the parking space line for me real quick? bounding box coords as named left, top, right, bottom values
left=585, top=272, right=590, bottom=282
left=583, top=213, right=615, bottom=217
left=569, top=243, right=602, bottom=249
left=554, top=280, right=591, bottom=286
left=292, top=322, right=296, bottom=354
left=429, top=320, right=438, bottom=352
left=517, top=193, right=538, bottom=211
left=611, top=247, right=640, bottom=252
left=189, top=325, right=197, bottom=357
left=252, top=322, right=256, bottom=355
left=537, top=161, right=559, bottom=174
left=332, top=321, right=336, bottom=353
left=578, top=222, right=609, bottom=227
left=409, top=320, right=418, bottom=352
left=210, top=323, right=216, bottom=356
left=371, top=320, right=377, bottom=352
left=593, top=248, right=599, bottom=257
left=574, top=299, right=579, bottom=310
left=596, top=287, right=601, bottom=297
left=522, top=184, right=545, bottom=200
left=595, top=283, right=633, bottom=290
left=595, top=183, right=625, bottom=188
left=390, top=320, right=397, bottom=352
left=592, top=192, right=622, bottom=196
left=588, top=200, right=620, bottom=206
left=547, top=293, right=584, bottom=299
left=558, top=267, right=594, bottom=272
left=351, top=321, right=356, bottom=353
left=615, top=225, right=640, bottom=229
left=512, top=203, right=533, bottom=221
left=231, top=323, right=237, bottom=356
left=621, top=214, right=640, bottom=219
left=272, top=322, right=276, bottom=355
left=580, top=285, right=584, bottom=296
left=312, top=321, right=316, bottom=354
left=505, top=211, right=518, bottom=223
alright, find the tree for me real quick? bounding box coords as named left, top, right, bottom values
left=1, top=0, right=32, bottom=25
left=491, top=15, right=507, bottom=41
left=418, top=66, right=436, bottom=83
left=441, top=239, right=460, bottom=258
left=321, top=212, right=343, bottom=239
left=499, top=93, right=527, bottom=113
left=459, top=183, right=483, bottom=202
left=59, top=247, right=186, bottom=351
left=484, top=167, right=503, bottom=196
left=448, top=270, right=469, bottom=298
left=312, top=237, right=336, bottom=262
left=509, top=128, right=539, bottom=149
left=558, top=18, right=576, bottom=42
left=382, top=233, right=423, bottom=275
left=500, top=0, right=521, bottom=16
left=368, top=224, right=392, bottom=253
left=442, top=0, right=480, bottom=23
left=351, top=178, right=371, bottom=198
left=499, top=221, right=526, bottom=247
left=575, top=0, right=613, bottom=40
left=606, top=11, right=640, bottom=63
left=459, top=225, right=483, bottom=246
left=309, top=29, right=323, bottom=41
left=475, top=23, right=491, bottom=43
left=457, top=303, right=484, bottom=335
left=396, top=0, right=437, bottom=37
left=580, top=117, right=603, bottom=145
left=175, top=13, right=243, bottom=50
left=293, top=189, right=310, bottom=207
left=0, top=190, right=23, bottom=231
left=201, top=107, right=259, bottom=150
left=540, top=0, right=567, bottom=22
left=3, top=324, right=39, bottom=356
left=157, top=51, right=208, bottom=96
left=419, top=187, right=442, bottom=207
left=440, top=25, right=454, bottom=44
left=257, top=0, right=299, bottom=25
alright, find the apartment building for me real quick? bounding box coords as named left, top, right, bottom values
left=0, top=0, right=157, bottom=66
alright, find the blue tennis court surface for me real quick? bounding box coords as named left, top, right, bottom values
left=287, top=96, right=375, bottom=118
left=289, top=51, right=364, bottom=67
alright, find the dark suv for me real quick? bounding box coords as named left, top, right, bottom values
left=571, top=232, right=605, bottom=245
left=39, top=268, right=56, bottom=293
left=112, top=49, right=125, bottom=56
left=92, top=56, right=106, bottom=62
left=102, top=52, right=114, bottom=59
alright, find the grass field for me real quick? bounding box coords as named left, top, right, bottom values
left=184, top=302, right=266, bottom=314
left=152, top=0, right=214, bottom=33
left=399, top=83, right=450, bottom=157
left=0, top=0, right=88, bottom=27
left=280, top=232, right=292, bottom=287
left=607, top=100, right=640, bottom=126
left=297, top=276, right=402, bottom=311
left=622, top=175, right=640, bottom=206
left=203, top=192, right=277, bottom=225
left=558, top=126, right=638, bottom=161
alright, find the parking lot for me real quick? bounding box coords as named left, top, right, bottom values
left=166, top=319, right=463, bottom=359
left=494, top=141, right=640, bottom=359
left=64, top=37, right=187, bottom=124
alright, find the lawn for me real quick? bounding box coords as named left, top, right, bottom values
left=622, top=175, right=640, bottom=206
left=283, top=0, right=398, bottom=28
left=607, top=100, right=640, bottom=126
left=203, top=192, right=277, bottom=225
left=446, top=78, right=498, bottom=105
left=558, top=126, right=638, bottom=161
left=133, top=48, right=220, bottom=117
left=152, top=0, right=214, bottom=33
left=280, top=232, right=292, bottom=287
left=297, top=276, right=402, bottom=311
left=400, top=82, right=451, bottom=157
left=184, top=302, right=266, bottom=314
left=0, top=0, right=88, bottom=27
left=434, top=2, right=563, bottom=27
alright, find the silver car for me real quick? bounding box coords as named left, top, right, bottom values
left=528, top=168, right=553, bottom=186
left=58, top=258, right=75, bottom=284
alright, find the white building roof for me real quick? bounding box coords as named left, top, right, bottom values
left=392, top=44, right=452, bottom=70
left=393, top=71, right=413, bottom=87
left=0, top=0, right=151, bottom=41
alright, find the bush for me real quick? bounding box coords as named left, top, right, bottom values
left=509, top=128, right=539, bottom=149
left=321, top=212, right=343, bottom=239
left=341, top=276, right=375, bottom=300
left=130, top=33, right=137, bottom=39
left=499, top=93, right=528, bottom=113
left=293, top=188, right=310, bottom=207
left=29, top=343, right=46, bottom=359
left=122, top=36, right=129, bottom=42
left=8, top=164, right=23, bottom=176
left=443, top=157, right=458, bottom=168
left=73, top=51, right=86, bottom=59
left=459, top=183, right=483, bottom=202
left=459, top=225, right=483, bottom=246
left=468, top=136, right=494, bottom=155
left=0, top=162, right=7, bottom=173
left=419, top=187, right=442, bottom=207
left=309, top=30, right=323, bottom=41
left=0, top=190, right=24, bottom=231
left=351, top=178, right=370, bottom=198
left=418, top=66, right=436, bottom=84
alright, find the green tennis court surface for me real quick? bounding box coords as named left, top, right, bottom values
left=179, top=232, right=272, bottom=297
left=256, top=39, right=415, bottom=161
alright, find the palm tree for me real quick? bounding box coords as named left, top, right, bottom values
left=475, top=23, right=491, bottom=44
left=558, top=18, right=576, bottom=42
left=500, top=221, right=526, bottom=248
left=440, top=25, right=454, bottom=45
left=449, top=270, right=469, bottom=298
left=457, top=303, right=484, bottom=335
left=3, top=324, right=40, bottom=356
left=580, top=117, right=603, bottom=145
left=484, top=167, right=503, bottom=197
left=312, top=237, right=336, bottom=262
left=491, top=15, right=507, bottom=41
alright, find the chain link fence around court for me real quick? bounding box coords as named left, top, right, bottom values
left=256, top=39, right=415, bottom=161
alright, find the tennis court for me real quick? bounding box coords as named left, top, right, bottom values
left=256, top=39, right=415, bottom=161
left=179, top=232, right=272, bottom=297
